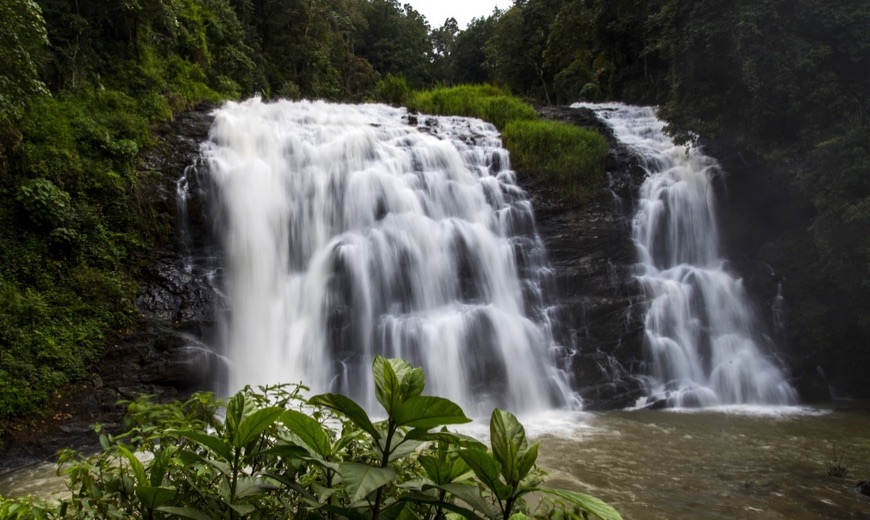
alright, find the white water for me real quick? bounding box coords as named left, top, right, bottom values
left=201, top=98, right=576, bottom=416
left=575, top=103, right=797, bottom=407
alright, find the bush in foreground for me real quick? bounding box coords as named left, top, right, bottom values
left=0, top=357, right=621, bottom=520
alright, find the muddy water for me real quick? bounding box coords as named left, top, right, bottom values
left=536, top=404, right=870, bottom=519
left=3, top=404, right=869, bottom=519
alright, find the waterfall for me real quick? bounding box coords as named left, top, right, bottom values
left=576, top=103, right=797, bottom=407
left=200, top=98, right=576, bottom=415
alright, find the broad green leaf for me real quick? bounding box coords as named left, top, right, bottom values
left=407, top=486, right=493, bottom=520
left=374, top=356, right=402, bottom=413
left=116, top=446, right=146, bottom=487
left=156, top=506, right=213, bottom=520
left=334, top=429, right=366, bottom=452
left=398, top=364, right=425, bottom=402
left=256, top=443, right=309, bottom=461
left=172, top=430, right=233, bottom=462
left=135, top=486, right=176, bottom=510
left=490, top=409, right=526, bottom=485
left=265, top=472, right=319, bottom=503
left=508, top=513, right=531, bottom=520
left=419, top=455, right=451, bottom=485
left=457, top=449, right=510, bottom=500
left=225, top=392, right=257, bottom=441
left=309, top=393, right=380, bottom=440
left=235, top=477, right=280, bottom=499
left=449, top=457, right=472, bottom=481
left=178, top=448, right=231, bottom=477
left=537, top=487, right=623, bottom=520
left=404, top=429, right=487, bottom=451
left=388, top=438, right=423, bottom=462
left=516, top=443, right=539, bottom=482
left=230, top=503, right=256, bottom=516
left=339, top=462, right=397, bottom=502
left=302, top=456, right=341, bottom=472
left=437, top=483, right=499, bottom=519
left=373, top=357, right=425, bottom=413
left=280, top=409, right=332, bottom=458
left=394, top=396, right=471, bottom=429
left=235, top=406, right=283, bottom=448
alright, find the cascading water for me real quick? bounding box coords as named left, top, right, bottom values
left=200, top=98, right=576, bottom=415
left=576, top=103, right=797, bottom=407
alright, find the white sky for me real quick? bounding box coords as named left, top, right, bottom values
left=405, top=0, right=513, bottom=29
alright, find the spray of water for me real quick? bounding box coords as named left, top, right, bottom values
left=201, top=98, right=577, bottom=415
left=576, top=103, right=796, bottom=407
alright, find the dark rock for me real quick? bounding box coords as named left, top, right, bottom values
left=526, top=105, right=649, bottom=409
left=856, top=480, right=870, bottom=497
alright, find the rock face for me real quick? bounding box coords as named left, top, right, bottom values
left=530, top=106, right=648, bottom=409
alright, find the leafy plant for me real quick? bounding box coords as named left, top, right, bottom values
left=13, top=357, right=621, bottom=520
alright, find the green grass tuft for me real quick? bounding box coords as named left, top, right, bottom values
left=502, top=119, right=608, bottom=202
left=409, top=84, right=537, bottom=129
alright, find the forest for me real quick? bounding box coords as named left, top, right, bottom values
left=1, top=0, right=868, bottom=430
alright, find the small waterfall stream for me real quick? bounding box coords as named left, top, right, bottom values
left=577, top=103, right=797, bottom=407
left=200, top=98, right=576, bottom=415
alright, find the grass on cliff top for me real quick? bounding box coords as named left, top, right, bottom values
left=401, top=83, right=607, bottom=203
left=502, top=119, right=608, bottom=201
left=408, top=84, right=538, bottom=129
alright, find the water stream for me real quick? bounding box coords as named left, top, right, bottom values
left=575, top=103, right=797, bottom=408
left=200, top=98, right=576, bottom=415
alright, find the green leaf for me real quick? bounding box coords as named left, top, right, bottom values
left=404, top=429, right=487, bottom=451
left=339, top=462, right=397, bottom=502
left=235, top=477, right=280, bottom=499
left=516, top=443, right=538, bottom=482
left=172, top=430, right=233, bottom=462
left=309, top=393, right=381, bottom=440
left=235, top=406, right=283, bottom=448
left=457, top=449, right=510, bottom=500
left=256, top=443, right=309, bottom=461
left=406, top=487, right=493, bottom=520
left=280, top=409, right=332, bottom=458
left=135, top=486, right=176, bottom=510
left=419, top=455, right=451, bottom=485
left=156, top=506, right=213, bottom=520
left=225, top=392, right=257, bottom=442
left=373, top=357, right=425, bottom=414
left=116, top=446, right=146, bottom=487
left=437, top=483, right=498, bottom=519
left=229, top=503, right=256, bottom=516
left=394, top=396, right=471, bottom=429
left=374, top=356, right=402, bottom=413
left=536, top=487, right=623, bottom=520
left=490, top=409, right=527, bottom=485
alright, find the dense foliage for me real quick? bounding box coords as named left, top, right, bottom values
left=0, top=0, right=438, bottom=428
left=0, top=358, right=622, bottom=520
left=0, top=0, right=866, bottom=429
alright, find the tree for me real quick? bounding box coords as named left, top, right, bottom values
left=451, top=14, right=498, bottom=84
left=429, top=17, right=459, bottom=84
left=0, top=0, right=48, bottom=129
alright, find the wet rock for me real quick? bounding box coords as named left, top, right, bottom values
left=526, top=105, right=648, bottom=409
left=856, top=480, right=870, bottom=497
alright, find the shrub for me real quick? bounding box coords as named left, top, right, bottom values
left=409, top=84, right=537, bottom=129
left=502, top=120, right=608, bottom=202
left=7, top=357, right=623, bottom=520
left=374, top=74, right=411, bottom=106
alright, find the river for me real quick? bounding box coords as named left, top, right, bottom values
left=3, top=403, right=869, bottom=519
